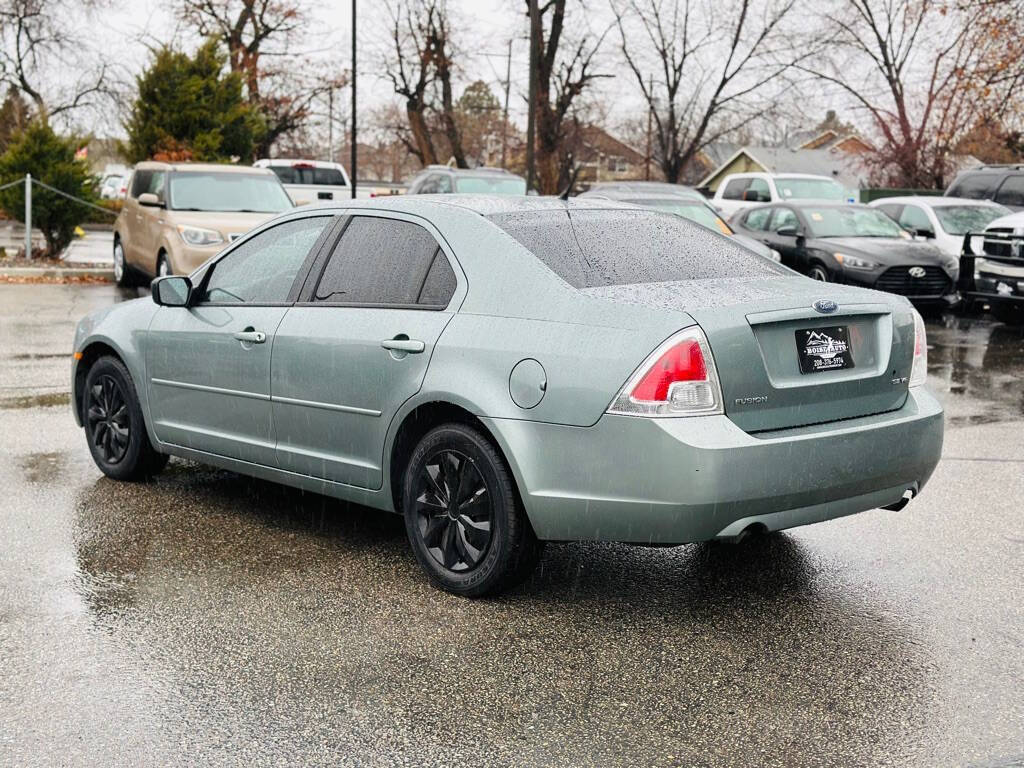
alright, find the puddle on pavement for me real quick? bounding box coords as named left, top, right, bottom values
left=0, top=391, right=70, bottom=409
left=19, top=451, right=66, bottom=483
left=926, top=315, right=1024, bottom=426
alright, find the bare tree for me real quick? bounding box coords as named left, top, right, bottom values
left=527, top=0, right=610, bottom=194
left=425, top=5, right=466, bottom=168
left=0, top=0, right=110, bottom=121
left=612, top=0, right=808, bottom=184
left=383, top=0, right=440, bottom=165
left=808, top=0, right=1024, bottom=188
left=179, top=0, right=342, bottom=157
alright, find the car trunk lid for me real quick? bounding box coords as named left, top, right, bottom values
left=583, top=276, right=916, bottom=433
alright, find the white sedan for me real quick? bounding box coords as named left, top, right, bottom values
left=869, top=196, right=1009, bottom=258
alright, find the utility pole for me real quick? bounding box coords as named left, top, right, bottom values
left=525, top=0, right=539, bottom=193
left=327, top=86, right=334, bottom=163
left=24, top=173, right=31, bottom=259
left=350, top=0, right=357, bottom=199
left=644, top=74, right=653, bottom=181
left=500, top=37, right=512, bottom=170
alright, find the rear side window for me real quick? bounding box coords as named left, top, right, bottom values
left=948, top=173, right=996, bottom=199
left=313, top=216, right=451, bottom=306
left=994, top=175, right=1024, bottom=207
left=490, top=209, right=786, bottom=288
left=721, top=178, right=749, bottom=200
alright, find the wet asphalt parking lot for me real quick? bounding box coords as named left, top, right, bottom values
left=1, top=284, right=1022, bottom=767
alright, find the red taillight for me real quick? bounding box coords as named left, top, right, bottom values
left=608, top=327, right=723, bottom=417
left=631, top=339, right=707, bottom=401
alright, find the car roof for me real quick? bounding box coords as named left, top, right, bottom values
left=581, top=190, right=713, bottom=205
left=255, top=158, right=345, bottom=169
left=870, top=196, right=1004, bottom=207
left=416, top=165, right=522, bottom=177
left=134, top=161, right=275, bottom=175
left=297, top=194, right=643, bottom=218
left=725, top=172, right=837, bottom=180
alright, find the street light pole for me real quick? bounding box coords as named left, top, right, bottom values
left=350, top=0, right=357, bottom=199
left=525, top=0, right=539, bottom=193
left=500, top=38, right=512, bottom=170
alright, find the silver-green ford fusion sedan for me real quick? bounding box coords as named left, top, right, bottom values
left=71, top=196, right=944, bottom=596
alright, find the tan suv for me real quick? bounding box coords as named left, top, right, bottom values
left=112, top=161, right=293, bottom=286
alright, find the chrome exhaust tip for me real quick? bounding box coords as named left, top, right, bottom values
left=882, top=487, right=916, bottom=512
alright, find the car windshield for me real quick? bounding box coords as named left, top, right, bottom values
left=624, top=198, right=732, bottom=234
left=776, top=177, right=849, bottom=201
left=168, top=172, right=293, bottom=213
left=454, top=176, right=527, bottom=195
left=803, top=207, right=910, bottom=238
left=933, top=204, right=1010, bottom=235
left=490, top=208, right=786, bottom=288
left=268, top=165, right=347, bottom=186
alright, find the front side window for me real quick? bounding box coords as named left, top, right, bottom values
left=169, top=172, right=292, bottom=213
left=897, top=204, right=932, bottom=232
left=199, top=216, right=331, bottom=304
left=743, top=207, right=773, bottom=231
left=490, top=208, right=786, bottom=288
left=313, top=216, right=453, bottom=306
left=771, top=208, right=800, bottom=232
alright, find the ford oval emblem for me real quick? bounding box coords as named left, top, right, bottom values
left=813, top=299, right=838, bottom=314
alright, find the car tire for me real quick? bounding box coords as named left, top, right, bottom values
left=807, top=262, right=830, bottom=282
left=113, top=239, right=138, bottom=287
left=83, top=356, right=168, bottom=481
left=991, top=301, right=1024, bottom=326
left=402, top=423, right=543, bottom=597
left=156, top=252, right=172, bottom=278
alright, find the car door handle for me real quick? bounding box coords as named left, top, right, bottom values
left=233, top=329, right=266, bottom=344
left=381, top=338, right=425, bottom=353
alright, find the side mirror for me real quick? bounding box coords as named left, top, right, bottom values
left=776, top=225, right=802, bottom=238
left=152, top=275, right=192, bottom=307
left=138, top=192, right=164, bottom=207
left=913, top=227, right=935, bottom=239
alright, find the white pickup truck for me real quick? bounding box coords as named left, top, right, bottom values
left=711, top=172, right=855, bottom=219
left=254, top=158, right=393, bottom=205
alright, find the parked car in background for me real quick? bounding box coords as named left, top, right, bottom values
left=730, top=202, right=958, bottom=304
left=583, top=181, right=705, bottom=200
left=99, top=173, right=126, bottom=200
left=945, top=164, right=1024, bottom=211
left=869, top=196, right=1009, bottom=265
left=578, top=189, right=781, bottom=263
left=712, top=172, right=855, bottom=219
left=960, top=209, right=1024, bottom=324
left=406, top=165, right=526, bottom=195
left=255, top=159, right=353, bottom=205
left=72, top=195, right=941, bottom=597
left=112, top=162, right=293, bottom=287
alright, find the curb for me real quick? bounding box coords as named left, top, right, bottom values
left=0, top=266, right=114, bottom=281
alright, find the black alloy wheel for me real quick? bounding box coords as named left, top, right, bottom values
left=413, top=449, right=493, bottom=571
left=402, top=423, right=543, bottom=597
left=83, top=356, right=168, bottom=480
left=87, top=374, right=131, bottom=465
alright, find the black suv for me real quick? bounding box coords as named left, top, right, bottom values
left=406, top=165, right=527, bottom=196
left=945, top=165, right=1024, bottom=210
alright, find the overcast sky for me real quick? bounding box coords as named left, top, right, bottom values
left=69, top=0, right=834, bottom=143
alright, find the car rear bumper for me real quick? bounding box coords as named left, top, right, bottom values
left=483, top=387, right=943, bottom=544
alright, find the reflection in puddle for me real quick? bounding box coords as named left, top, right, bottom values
left=925, top=315, right=1024, bottom=426
left=0, top=391, right=70, bottom=409
left=19, top=451, right=66, bottom=483
left=69, top=467, right=934, bottom=765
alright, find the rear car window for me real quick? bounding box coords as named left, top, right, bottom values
left=269, top=165, right=347, bottom=186
left=948, top=173, right=997, bottom=200
left=489, top=208, right=786, bottom=288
